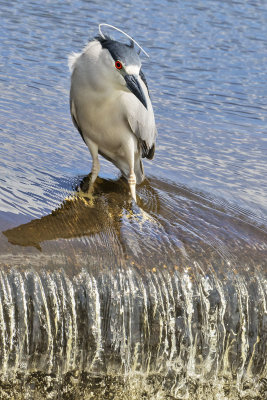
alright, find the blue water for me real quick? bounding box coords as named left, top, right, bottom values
left=0, top=2, right=267, bottom=399
left=0, top=0, right=266, bottom=221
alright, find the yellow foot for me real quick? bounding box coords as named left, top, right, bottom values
left=64, top=187, right=95, bottom=207
left=77, top=188, right=95, bottom=206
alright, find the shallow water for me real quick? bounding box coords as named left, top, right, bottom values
left=0, top=0, right=267, bottom=399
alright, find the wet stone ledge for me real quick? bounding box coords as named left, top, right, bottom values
left=0, top=371, right=267, bottom=400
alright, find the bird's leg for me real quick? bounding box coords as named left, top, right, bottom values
left=124, top=140, right=137, bottom=201
left=128, top=168, right=136, bottom=202
left=90, top=157, right=100, bottom=190
left=85, top=138, right=100, bottom=193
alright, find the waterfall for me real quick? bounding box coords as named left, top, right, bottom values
left=0, top=178, right=266, bottom=399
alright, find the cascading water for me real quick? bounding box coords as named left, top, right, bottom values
left=0, top=178, right=266, bottom=399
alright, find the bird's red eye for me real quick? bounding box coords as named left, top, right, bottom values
left=115, top=60, right=122, bottom=70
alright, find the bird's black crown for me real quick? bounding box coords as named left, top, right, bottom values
left=95, top=35, right=141, bottom=67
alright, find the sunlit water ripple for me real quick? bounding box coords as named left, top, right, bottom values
left=0, top=0, right=266, bottom=399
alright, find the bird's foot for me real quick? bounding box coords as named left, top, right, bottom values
left=129, top=186, right=136, bottom=202
left=76, top=187, right=95, bottom=207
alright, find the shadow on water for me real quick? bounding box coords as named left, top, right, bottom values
left=3, top=176, right=132, bottom=250
left=3, top=175, right=266, bottom=269
left=0, top=176, right=266, bottom=399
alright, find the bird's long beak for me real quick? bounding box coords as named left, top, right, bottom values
left=124, top=74, right=147, bottom=109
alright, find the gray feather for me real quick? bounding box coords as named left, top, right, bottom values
left=70, top=97, right=85, bottom=143
left=125, top=74, right=157, bottom=160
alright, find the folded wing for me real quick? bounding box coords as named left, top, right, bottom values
left=124, top=70, right=157, bottom=160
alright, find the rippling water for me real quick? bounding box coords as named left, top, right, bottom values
left=0, top=0, right=267, bottom=399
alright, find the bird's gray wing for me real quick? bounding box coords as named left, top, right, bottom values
left=125, top=73, right=157, bottom=160
left=70, top=95, right=86, bottom=143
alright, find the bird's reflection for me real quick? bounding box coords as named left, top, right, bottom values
left=2, top=175, right=263, bottom=274
left=3, top=175, right=160, bottom=250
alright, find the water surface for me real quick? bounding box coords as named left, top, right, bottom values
left=0, top=0, right=266, bottom=399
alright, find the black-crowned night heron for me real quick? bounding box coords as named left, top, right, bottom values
left=69, top=25, right=157, bottom=201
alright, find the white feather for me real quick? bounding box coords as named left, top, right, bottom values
left=68, top=52, right=80, bottom=72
